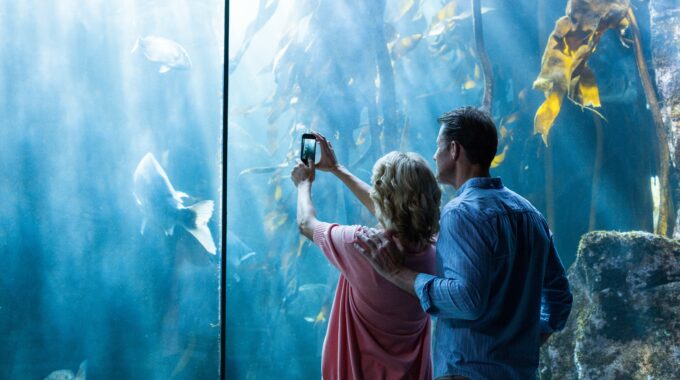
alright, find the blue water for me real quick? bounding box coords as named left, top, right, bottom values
left=227, top=0, right=658, bottom=378
left=0, top=0, right=223, bottom=378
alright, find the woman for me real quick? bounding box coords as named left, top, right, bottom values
left=291, top=132, right=441, bottom=380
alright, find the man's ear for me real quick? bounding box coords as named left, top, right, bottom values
left=450, top=140, right=461, bottom=161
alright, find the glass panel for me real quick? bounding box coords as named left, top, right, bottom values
left=0, top=1, right=224, bottom=378
left=227, top=0, right=674, bottom=379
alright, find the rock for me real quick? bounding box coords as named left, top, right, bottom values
left=539, top=231, right=680, bottom=379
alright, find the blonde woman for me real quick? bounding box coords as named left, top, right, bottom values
left=291, top=132, right=441, bottom=380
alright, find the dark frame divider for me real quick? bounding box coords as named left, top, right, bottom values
left=221, top=1, right=228, bottom=379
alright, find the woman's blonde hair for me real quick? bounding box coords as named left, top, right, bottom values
left=370, top=151, right=441, bottom=248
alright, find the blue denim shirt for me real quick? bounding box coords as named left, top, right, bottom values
left=414, top=177, right=572, bottom=379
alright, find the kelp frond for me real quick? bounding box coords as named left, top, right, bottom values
left=532, top=0, right=630, bottom=145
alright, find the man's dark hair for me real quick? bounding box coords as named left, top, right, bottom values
left=438, top=107, right=498, bottom=168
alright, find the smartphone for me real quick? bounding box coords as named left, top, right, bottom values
left=300, top=133, right=317, bottom=165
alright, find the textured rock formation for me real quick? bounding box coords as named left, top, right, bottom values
left=539, top=231, right=680, bottom=379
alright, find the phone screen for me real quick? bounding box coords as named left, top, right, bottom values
left=301, top=136, right=316, bottom=164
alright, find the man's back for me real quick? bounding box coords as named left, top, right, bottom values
left=414, top=177, right=572, bottom=380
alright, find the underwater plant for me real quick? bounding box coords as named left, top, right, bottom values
left=533, top=0, right=674, bottom=236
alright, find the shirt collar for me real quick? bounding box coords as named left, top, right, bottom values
left=455, top=177, right=503, bottom=196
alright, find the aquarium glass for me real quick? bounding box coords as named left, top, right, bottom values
left=0, top=0, right=224, bottom=378
left=227, top=0, right=670, bottom=378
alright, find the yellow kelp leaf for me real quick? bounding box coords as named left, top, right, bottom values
left=264, top=210, right=288, bottom=233
left=576, top=66, right=601, bottom=107
left=474, top=64, right=481, bottom=80
left=533, top=1, right=629, bottom=142
left=425, top=0, right=463, bottom=37
left=534, top=91, right=564, bottom=146
left=533, top=18, right=574, bottom=95
left=274, top=185, right=282, bottom=201
left=491, top=145, right=510, bottom=169
left=390, top=33, right=422, bottom=58
left=313, top=304, right=329, bottom=325
left=436, top=1, right=456, bottom=21
left=462, top=80, right=476, bottom=90
left=314, top=309, right=326, bottom=323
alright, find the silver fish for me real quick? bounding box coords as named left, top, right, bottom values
left=131, top=36, right=192, bottom=73
left=44, top=360, right=87, bottom=380
left=133, top=153, right=216, bottom=255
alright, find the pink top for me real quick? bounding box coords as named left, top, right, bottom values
left=313, top=222, right=436, bottom=380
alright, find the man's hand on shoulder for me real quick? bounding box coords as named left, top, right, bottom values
left=354, top=228, right=418, bottom=296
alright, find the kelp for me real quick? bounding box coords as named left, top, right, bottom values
left=228, top=0, right=280, bottom=75
left=421, top=1, right=494, bottom=101
left=472, top=0, right=493, bottom=112
left=388, top=33, right=423, bottom=59
left=627, top=8, right=674, bottom=236
left=491, top=111, right=520, bottom=169
left=532, top=0, right=630, bottom=145
left=533, top=0, right=674, bottom=236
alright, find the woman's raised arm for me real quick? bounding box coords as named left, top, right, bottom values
left=292, top=159, right=322, bottom=240
left=312, top=132, right=375, bottom=217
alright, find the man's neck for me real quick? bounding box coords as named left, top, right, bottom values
left=453, top=166, right=490, bottom=189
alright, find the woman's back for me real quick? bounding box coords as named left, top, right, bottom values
left=314, top=222, right=436, bottom=380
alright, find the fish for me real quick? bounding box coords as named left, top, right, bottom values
left=44, top=360, right=87, bottom=380
left=131, top=36, right=192, bottom=73
left=505, top=113, right=519, bottom=124
left=133, top=153, right=216, bottom=255
left=490, top=145, right=509, bottom=168
left=238, top=163, right=288, bottom=177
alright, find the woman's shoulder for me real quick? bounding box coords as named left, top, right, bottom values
left=404, top=243, right=436, bottom=274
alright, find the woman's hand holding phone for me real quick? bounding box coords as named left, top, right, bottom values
left=311, top=132, right=340, bottom=172
left=291, top=158, right=315, bottom=187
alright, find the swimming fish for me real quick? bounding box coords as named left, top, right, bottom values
left=133, top=153, right=216, bottom=255
left=238, top=163, right=288, bottom=177
left=44, top=360, right=87, bottom=380
left=131, top=36, right=192, bottom=73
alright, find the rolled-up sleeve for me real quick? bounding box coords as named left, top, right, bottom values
left=539, top=234, right=573, bottom=333
left=414, top=273, right=437, bottom=313
left=413, top=210, right=492, bottom=320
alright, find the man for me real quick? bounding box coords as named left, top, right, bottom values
left=355, top=107, right=573, bottom=380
